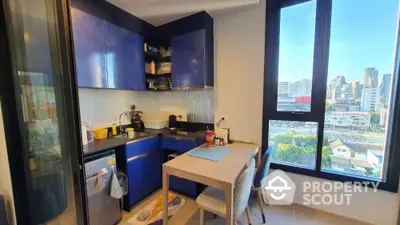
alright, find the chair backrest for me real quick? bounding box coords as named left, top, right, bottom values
left=233, top=158, right=256, bottom=217
left=253, top=145, right=276, bottom=188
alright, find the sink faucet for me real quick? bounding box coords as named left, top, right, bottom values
left=119, top=111, right=130, bottom=134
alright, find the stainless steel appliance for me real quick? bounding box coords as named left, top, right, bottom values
left=85, top=150, right=121, bottom=225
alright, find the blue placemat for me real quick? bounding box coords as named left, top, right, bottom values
left=188, top=147, right=232, bottom=162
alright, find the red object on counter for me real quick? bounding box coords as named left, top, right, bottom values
left=206, top=130, right=215, bottom=147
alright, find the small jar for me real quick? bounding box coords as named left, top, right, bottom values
left=215, top=138, right=221, bottom=146
left=125, top=128, right=134, bottom=139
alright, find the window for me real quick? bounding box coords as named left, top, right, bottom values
left=322, top=0, right=398, bottom=180
left=277, top=1, right=316, bottom=112
left=269, top=120, right=318, bottom=169
left=263, top=0, right=400, bottom=192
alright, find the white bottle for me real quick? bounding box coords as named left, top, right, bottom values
left=86, top=122, right=94, bottom=143
left=81, top=123, right=88, bottom=146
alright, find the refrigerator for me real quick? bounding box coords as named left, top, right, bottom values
left=0, top=0, right=87, bottom=224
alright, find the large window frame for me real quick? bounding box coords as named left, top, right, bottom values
left=262, top=0, right=400, bottom=192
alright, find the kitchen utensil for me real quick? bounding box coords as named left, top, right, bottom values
left=93, top=128, right=108, bottom=140
left=125, top=128, right=134, bottom=139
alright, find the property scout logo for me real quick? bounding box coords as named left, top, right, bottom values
left=261, top=170, right=380, bottom=206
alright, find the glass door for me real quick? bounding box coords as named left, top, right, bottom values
left=0, top=0, right=86, bottom=224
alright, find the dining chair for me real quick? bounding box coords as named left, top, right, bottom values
left=196, top=158, right=256, bottom=225
left=252, top=145, right=275, bottom=224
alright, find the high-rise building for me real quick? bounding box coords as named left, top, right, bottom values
left=358, top=84, right=364, bottom=99
left=327, top=75, right=347, bottom=100
left=285, top=79, right=312, bottom=97
left=380, top=74, right=391, bottom=107
left=351, top=81, right=362, bottom=98
left=380, top=108, right=389, bottom=126
left=297, top=79, right=312, bottom=96
left=364, top=68, right=378, bottom=88
left=278, top=81, right=290, bottom=96
left=361, top=88, right=380, bottom=112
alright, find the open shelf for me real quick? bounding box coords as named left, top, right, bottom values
left=145, top=73, right=171, bottom=79
left=144, top=54, right=171, bottom=63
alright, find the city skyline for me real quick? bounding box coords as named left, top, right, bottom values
left=278, top=0, right=399, bottom=82
left=278, top=69, right=390, bottom=89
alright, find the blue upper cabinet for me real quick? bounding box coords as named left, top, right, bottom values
left=71, top=8, right=107, bottom=88
left=105, top=22, right=146, bottom=91
left=171, top=29, right=207, bottom=89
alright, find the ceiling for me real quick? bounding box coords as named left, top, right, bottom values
left=106, top=0, right=260, bottom=26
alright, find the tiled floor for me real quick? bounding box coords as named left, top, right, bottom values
left=120, top=190, right=370, bottom=225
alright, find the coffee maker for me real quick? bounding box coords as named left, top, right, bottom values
left=131, top=111, right=145, bottom=131
left=129, top=105, right=144, bottom=131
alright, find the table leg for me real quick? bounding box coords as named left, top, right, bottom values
left=225, top=184, right=234, bottom=225
left=163, top=168, right=169, bottom=225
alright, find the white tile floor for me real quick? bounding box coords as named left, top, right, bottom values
left=121, top=191, right=370, bottom=225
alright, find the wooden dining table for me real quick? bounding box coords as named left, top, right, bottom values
left=162, top=142, right=260, bottom=225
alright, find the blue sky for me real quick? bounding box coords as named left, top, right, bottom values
left=278, top=0, right=400, bottom=84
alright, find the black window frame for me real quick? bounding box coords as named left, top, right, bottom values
left=262, top=0, right=400, bottom=192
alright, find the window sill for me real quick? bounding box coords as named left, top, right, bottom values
left=270, top=162, right=398, bottom=193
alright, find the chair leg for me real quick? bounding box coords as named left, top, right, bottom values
left=200, top=208, right=204, bottom=225
left=245, top=205, right=252, bottom=225
left=257, top=190, right=266, bottom=224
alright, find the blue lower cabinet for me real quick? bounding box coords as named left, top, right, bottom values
left=127, top=157, right=145, bottom=206
left=143, top=150, right=162, bottom=196
left=161, top=137, right=197, bottom=153
left=125, top=137, right=162, bottom=208
left=126, top=136, right=160, bottom=159
left=163, top=137, right=206, bottom=198
left=170, top=176, right=198, bottom=198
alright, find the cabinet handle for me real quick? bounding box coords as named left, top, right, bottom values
left=127, top=150, right=156, bottom=162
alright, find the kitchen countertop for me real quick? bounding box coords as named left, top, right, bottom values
left=83, top=128, right=206, bottom=156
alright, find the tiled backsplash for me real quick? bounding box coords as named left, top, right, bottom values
left=78, top=88, right=214, bottom=128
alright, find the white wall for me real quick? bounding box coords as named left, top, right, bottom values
left=288, top=172, right=398, bottom=225
left=213, top=2, right=266, bottom=144
left=0, top=102, right=16, bottom=225
left=212, top=1, right=399, bottom=224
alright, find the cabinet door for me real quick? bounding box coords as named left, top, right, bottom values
left=105, top=22, right=146, bottom=90
left=161, top=137, right=197, bottom=153
left=125, top=136, right=160, bottom=207
left=126, top=136, right=159, bottom=159
left=127, top=157, right=146, bottom=207
left=144, top=151, right=162, bottom=194
left=171, top=29, right=206, bottom=89
left=71, top=8, right=107, bottom=88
